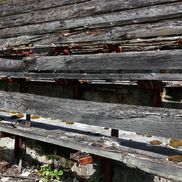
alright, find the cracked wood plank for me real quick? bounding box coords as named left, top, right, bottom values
left=0, top=19, right=181, bottom=52
left=0, top=91, right=181, bottom=139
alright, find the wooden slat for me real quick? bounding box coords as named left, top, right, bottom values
left=0, top=1, right=181, bottom=29
left=0, top=0, right=180, bottom=18
left=57, top=19, right=182, bottom=43
left=0, top=72, right=182, bottom=81
left=0, top=58, right=25, bottom=71
left=0, top=91, right=181, bottom=139
left=0, top=19, right=181, bottom=52
left=0, top=50, right=181, bottom=80
left=0, top=2, right=182, bottom=38
left=26, top=51, right=182, bottom=72
left=0, top=50, right=182, bottom=72
left=0, top=0, right=87, bottom=17
left=0, top=122, right=181, bottom=181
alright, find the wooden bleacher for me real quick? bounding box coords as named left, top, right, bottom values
left=0, top=0, right=182, bottom=181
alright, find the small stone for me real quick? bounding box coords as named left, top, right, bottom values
left=149, top=140, right=162, bottom=145
left=168, top=155, right=182, bottom=162
left=168, top=138, right=182, bottom=148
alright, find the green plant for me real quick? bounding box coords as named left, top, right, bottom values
left=88, top=177, right=103, bottom=182
left=39, top=164, right=64, bottom=181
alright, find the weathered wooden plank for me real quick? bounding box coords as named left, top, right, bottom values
left=58, top=19, right=182, bottom=43
left=25, top=51, right=182, bottom=73
left=0, top=35, right=181, bottom=55
left=0, top=18, right=181, bottom=52
left=0, top=91, right=181, bottom=139
left=61, top=2, right=182, bottom=30
left=0, top=50, right=181, bottom=80
left=0, top=0, right=181, bottom=29
left=0, top=2, right=182, bottom=38
left=0, top=0, right=180, bottom=18
left=1, top=50, right=182, bottom=72
left=0, top=0, right=87, bottom=17
left=0, top=58, right=25, bottom=71
left=0, top=122, right=181, bottom=181
left=0, top=72, right=181, bottom=81
left=0, top=34, right=59, bottom=50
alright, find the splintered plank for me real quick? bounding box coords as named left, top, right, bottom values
left=0, top=19, right=182, bottom=52
left=57, top=19, right=182, bottom=43
left=0, top=91, right=181, bottom=139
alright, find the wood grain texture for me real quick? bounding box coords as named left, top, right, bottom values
left=26, top=50, right=182, bottom=72
left=0, top=58, right=25, bottom=71
left=0, top=19, right=181, bottom=52
left=1, top=50, right=182, bottom=72
left=0, top=122, right=182, bottom=181
left=0, top=1, right=181, bottom=55
left=0, top=72, right=182, bottom=81
left=0, top=91, right=181, bottom=139
left=0, top=2, right=182, bottom=38
left=1, top=0, right=180, bottom=18
left=57, top=19, right=182, bottom=43
left=0, top=0, right=181, bottom=29
left=0, top=50, right=181, bottom=80
left=0, top=0, right=87, bottom=17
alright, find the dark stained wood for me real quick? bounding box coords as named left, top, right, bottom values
left=0, top=122, right=182, bottom=181
left=0, top=91, right=181, bottom=139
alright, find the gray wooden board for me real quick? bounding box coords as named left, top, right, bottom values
left=0, top=0, right=180, bottom=18
left=0, top=72, right=182, bottom=81
left=57, top=19, right=182, bottom=43
left=0, top=20, right=182, bottom=51
left=0, top=2, right=182, bottom=38
left=0, top=1, right=181, bottom=29
left=1, top=72, right=182, bottom=81
left=0, top=50, right=182, bottom=72
left=0, top=122, right=181, bottom=181
left=0, top=91, right=181, bottom=139
left=26, top=51, right=182, bottom=72
left=0, top=0, right=87, bottom=17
